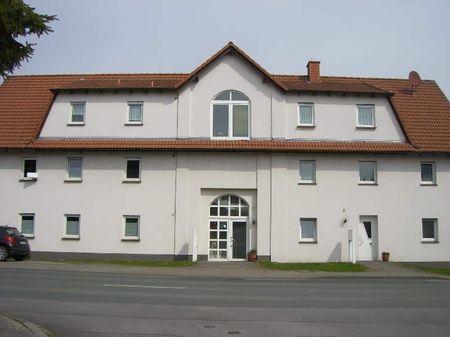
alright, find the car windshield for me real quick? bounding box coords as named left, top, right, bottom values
left=5, top=227, right=22, bottom=237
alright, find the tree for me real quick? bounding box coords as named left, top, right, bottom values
left=0, top=0, right=57, bottom=78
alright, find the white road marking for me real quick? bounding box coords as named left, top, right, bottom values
left=102, top=283, right=187, bottom=290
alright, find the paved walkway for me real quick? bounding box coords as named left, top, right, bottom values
left=0, top=313, right=51, bottom=337
left=1, top=260, right=447, bottom=279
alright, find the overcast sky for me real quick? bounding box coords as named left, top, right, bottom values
left=14, top=0, right=450, bottom=97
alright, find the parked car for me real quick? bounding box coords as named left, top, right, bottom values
left=0, top=226, right=31, bottom=261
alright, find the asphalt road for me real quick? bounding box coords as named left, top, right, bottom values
left=0, top=268, right=449, bottom=337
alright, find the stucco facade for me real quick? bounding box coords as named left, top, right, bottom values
left=1, top=44, right=449, bottom=262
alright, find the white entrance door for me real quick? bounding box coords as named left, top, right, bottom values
left=358, top=216, right=378, bottom=261
left=208, top=194, right=250, bottom=261
left=208, top=219, right=247, bottom=261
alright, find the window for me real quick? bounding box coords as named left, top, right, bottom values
left=20, top=214, right=34, bottom=238
left=422, top=218, right=438, bottom=243
left=299, top=160, right=316, bottom=184
left=298, top=103, right=314, bottom=126
left=212, top=90, right=249, bottom=139
left=421, top=162, right=436, bottom=185
left=67, top=158, right=82, bottom=181
left=23, top=158, right=37, bottom=179
left=127, top=102, right=143, bottom=124
left=209, top=195, right=249, bottom=217
left=125, top=159, right=140, bottom=181
left=123, top=216, right=140, bottom=240
left=357, top=104, right=375, bottom=128
left=64, top=215, right=80, bottom=239
left=299, top=218, right=317, bottom=242
left=70, top=102, right=85, bottom=124
left=359, top=161, right=377, bottom=184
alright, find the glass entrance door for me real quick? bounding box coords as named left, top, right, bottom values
left=209, top=219, right=247, bottom=261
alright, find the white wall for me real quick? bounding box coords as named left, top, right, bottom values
left=0, top=152, right=176, bottom=255
left=283, top=94, right=405, bottom=142
left=1, top=151, right=448, bottom=262
left=39, top=54, right=406, bottom=143
left=40, top=92, right=178, bottom=138
left=271, top=154, right=450, bottom=262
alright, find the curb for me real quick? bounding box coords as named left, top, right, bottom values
left=1, top=313, right=54, bottom=337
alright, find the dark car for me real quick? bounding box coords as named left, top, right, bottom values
left=0, top=226, right=31, bottom=262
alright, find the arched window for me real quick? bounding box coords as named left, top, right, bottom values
left=209, top=194, right=249, bottom=217
left=212, top=90, right=249, bottom=139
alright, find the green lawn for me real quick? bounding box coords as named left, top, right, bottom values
left=412, top=266, right=450, bottom=277
left=259, top=261, right=367, bottom=272
left=34, top=258, right=196, bottom=268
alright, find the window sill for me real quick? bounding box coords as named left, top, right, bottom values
left=420, top=182, right=437, bottom=186
left=121, top=237, right=140, bottom=242
left=64, top=178, right=82, bottom=183
left=298, top=182, right=317, bottom=185
left=421, top=240, right=439, bottom=244
left=297, top=124, right=315, bottom=128
left=67, top=122, right=85, bottom=126
left=19, top=178, right=37, bottom=182
left=356, top=126, right=376, bottom=130
left=62, top=236, right=80, bottom=240
left=358, top=182, right=378, bottom=186
left=23, top=234, right=34, bottom=239
left=122, top=179, right=141, bottom=183
left=124, top=122, right=143, bottom=126
left=299, top=240, right=318, bottom=244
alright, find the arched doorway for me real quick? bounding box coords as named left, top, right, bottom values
left=208, top=194, right=249, bottom=261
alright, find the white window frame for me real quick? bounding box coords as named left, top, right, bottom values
left=358, top=161, right=377, bottom=185
left=63, top=214, right=80, bottom=240
left=421, top=218, right=438, bottom=243
left=124, top=158, right=141, bottom=182
left=126, top=101, right=144, bottom=125
left=299, top=160, right=316, bottom=184
left=122, top=215, right=140, bottom=241
left=356, top=104, right=375, bottom=128
left=299, top=218, right=317, bottom=243
left=420, top=161, right=436, bottom=185
left=210, top=90, right=250, bottom=140
left=19, top=213, right=35, bottom=238
left=21, top=158, right=37, bottom=180
left=69, top=101, right=86, bottom=125
left=66, top=157, right=83, bottom=182
left=297, top=103, right=315, bottom=127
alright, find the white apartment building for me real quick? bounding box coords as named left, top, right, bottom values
left=0, top=42, right=449, bottom=262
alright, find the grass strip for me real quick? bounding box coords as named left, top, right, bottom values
left=259, top=261, right=367, bottom=272
left=34, top=258, right=196, bottom=268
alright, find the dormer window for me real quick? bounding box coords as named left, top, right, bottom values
left=357, top=104, right=375, bottom=128
left=298, top=103, right=315, bottom=127
left=212, top=90, right=249, bottom=139
left=70, top=102, right=85, bottom=125
left=127, top=101, right=143, bottom=125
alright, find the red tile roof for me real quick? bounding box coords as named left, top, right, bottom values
left=0, top=43, right=449, bottom=153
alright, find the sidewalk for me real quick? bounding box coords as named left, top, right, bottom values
left=1, top=259, right=448, bottom=280
left=0, top=313, right=51, bottom=337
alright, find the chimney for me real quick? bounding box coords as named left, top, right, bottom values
left=307, top=61, right=321, bottom=82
